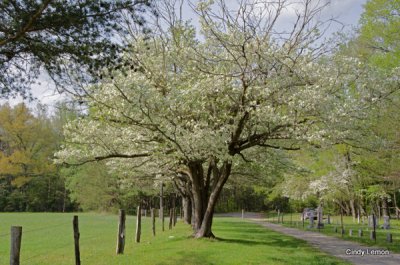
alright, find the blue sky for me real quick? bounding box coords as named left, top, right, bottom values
left=3, top=0, right=369, bottom=111
left=319, top=0, right=368, bottom=29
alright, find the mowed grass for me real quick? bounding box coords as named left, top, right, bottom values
left=0, top=213, right=350, bottom=265
left=267, top=213, right=400, bottom=253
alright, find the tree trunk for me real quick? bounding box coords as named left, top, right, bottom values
left=193, top=161, right=232, bottom=238
left=62, top=183, right=67, bottom=213
left=337, top=201, right=347, bottom=215
left=377, top=201, right=381, bottom=219
left=345, top=201, right=350, bottom=216
left=349, top=199, right=356, bottom=221
left=182, top=196, right=192, bottom=225
left=172, top=170, right=193, bottom=226
left=361, top=207, right=366, bottom=216
left=394, top=192, right=399, bottom=220
left=160, top=181, right=163, bottom=220
left=359, top=201, right=366, bottom=216
left=175, top=159, right=234, bottom=238
left=190, top=192, right=196, bottom=228
left=189, top=161, right=206, bottom=232
left=382, top=197, right=389, bottom=217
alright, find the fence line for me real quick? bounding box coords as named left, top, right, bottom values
left=22, top=231, right=105, bottom=262
left=21, top=225, right=104, bottom=262
left=22, top=229, right=118, bottom=263
left=1, top=220, right=71, bottom=238
left=22, top=221, right=71, bottom=234
left=4, top=209, right=173, bottom=264
left=22, top=240, right=74, bottom=263
left=266, top=211, right=398, bottom=245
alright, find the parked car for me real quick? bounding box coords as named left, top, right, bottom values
left=301, top=208, right=317, bottom=220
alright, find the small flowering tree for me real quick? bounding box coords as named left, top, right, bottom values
left=56, top=0, right=398, bottom=238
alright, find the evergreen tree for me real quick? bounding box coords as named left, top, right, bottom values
left=0, top=0, right=153, bottom=99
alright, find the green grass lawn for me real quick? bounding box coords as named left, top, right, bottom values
left=0, top=212, right=349, bottom=265
left=266, top=212, right=400, bottom=253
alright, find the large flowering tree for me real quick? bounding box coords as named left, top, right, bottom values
left=56, top=0, right=398, bottom=238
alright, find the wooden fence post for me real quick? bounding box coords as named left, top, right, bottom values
left=169, top=208, right=173, bottom=230
left=387, top=233, right=393, bottom=243
left=136, top=205, right=142, bottom=243
left=173, top=207, right=177, bottom=226
left=242, top=209, right=244, bottom=219
left=172, top=194, right=176, bottom=226
left=160, top=182, right=163, bottom=220
left=162, top=208, right=165, bottom=231
left=370, top=231, right=376, bottom=241
left=340, top=209, right=344, bottom=237
left=10, top=226, right=22, bottom=265
left=151, top=208, right=156, bottom=236
left=116, top=209, right=126, bottom=254
left=73, top=216, right=81, bottom=265
left=372, top=213, right=377, bottom=242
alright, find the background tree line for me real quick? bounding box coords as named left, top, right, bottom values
left=0, top=103, right=72, bottom=211
left=0, top=102, right=155, bottom=212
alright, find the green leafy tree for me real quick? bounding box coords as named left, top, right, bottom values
left=61, top=163, right=120, bottom=212
left=0, top=103, right=56, bottom=185
left=0, top=103, right=75, bottom=211
left=353, top=0, right=400, bottom=216
left=358, top=0, right=400, bottom=69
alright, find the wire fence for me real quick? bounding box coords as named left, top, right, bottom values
left=22, top=220, right=71, bottom=234
left=264, top=210, right=400, bottom=247
left=22, top=241, right=73, bottom=263
left=1, top=209, right=170, bottom=264
left=0, top=232, right=10, bottom=237
left=19, top=232, right=108, bottom=263
left=1, top=217, right=94, bottom=264
left=0, top=220, right=71, bottom=264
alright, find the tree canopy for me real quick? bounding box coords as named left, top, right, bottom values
left=0, top=103, right=74, bottom=211
left=358, top=0, right=400, bottom=69
left=0, top=0, right=153, bottom=99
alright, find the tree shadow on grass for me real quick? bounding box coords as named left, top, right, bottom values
left=213, top=220, right=307, bottom=248
left=153, top=251, right=215, bottom=265
left=214, top=236, right=304, bottom=248
left=152, top=220, right=346, bottom=265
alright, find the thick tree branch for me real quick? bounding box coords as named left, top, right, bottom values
left=0, top=0, right=52, bottom=47
left=61, top=152, right=150, bottom=166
